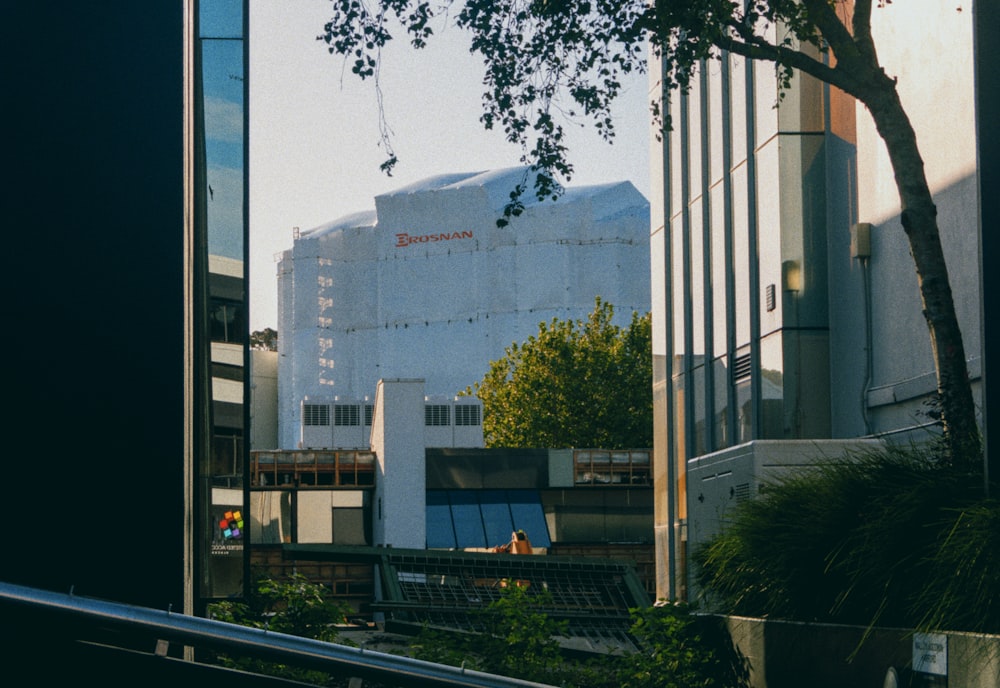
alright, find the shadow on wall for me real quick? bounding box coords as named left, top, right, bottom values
left=724, top=616, right=1000, bottom=688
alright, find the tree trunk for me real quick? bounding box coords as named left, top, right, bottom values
left=858, top=74, right=981, bottom=469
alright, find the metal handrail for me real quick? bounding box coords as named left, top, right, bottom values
left=0, top=581, right=557, bottom=688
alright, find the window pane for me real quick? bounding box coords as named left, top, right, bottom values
left=714, top=356, right=731, bottom=450
left=426, top=491, right=456, bottom=549
left=200, top=0, right=243, bottom=38
left=449, top=491, right=486, bottom=548
left=202, top=38, right=244, bottom=262
left=249, top=490, right=291, bottom=544
left=760, top=332, right=785, bottom=438
left=508, top=490, right=550, bottom=548
left=479, top=490, right=515, bottom=547
left=332, top=507, right=367, bottom=545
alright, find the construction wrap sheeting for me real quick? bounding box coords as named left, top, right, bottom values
left=277, top=167, right=650, bottom=449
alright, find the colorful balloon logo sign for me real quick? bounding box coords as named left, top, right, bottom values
left=220, top=510, right=244, bottom=540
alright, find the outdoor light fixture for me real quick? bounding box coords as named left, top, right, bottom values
left=782, top=260, right=802, bottom=292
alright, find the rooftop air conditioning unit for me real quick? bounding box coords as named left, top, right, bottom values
left=300, top=397, right=333, bottom=449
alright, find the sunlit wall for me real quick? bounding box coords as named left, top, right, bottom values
left=650, top=37, right=842, bottom=601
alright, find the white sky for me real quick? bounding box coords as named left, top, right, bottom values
left=249, top=0, right=653, bottom=330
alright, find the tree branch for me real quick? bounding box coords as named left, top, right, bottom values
left=714, top=30, right=858, bottom=96
left=849, top=0, right=882, bottom=70
left=852, top=0, right=874, bottom=48
left=799, top=0, right=856, bottom=58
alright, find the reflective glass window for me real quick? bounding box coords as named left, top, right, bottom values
left=714, top=355, right=731, bottom=450
left=200, top=0, right=242, bottom=38
left=249, top=490, right=292, bottom=544
left=507, top=490, right=550, bottom=548
left=692, top=363, right=707, bottom=456
left=426, top=490, right=457, bottom=549
left=202, top=38, right=245, bottom=262
left=760, top=332, right=786, bottom=438
left=735, top=345, right=752, bottom=443
left=332, top=507, right=367, bottom=545
left=210, top=297, right=246, bottom=343
left=449, top=492, right=487, bottom=549
left=480, top=490, right=516, bottom=547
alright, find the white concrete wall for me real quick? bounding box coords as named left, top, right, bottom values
left=370, top=379, right=426, bottom=549
left=250, top=349, right=278, bottom=450
left=276, top=250, right=297, bottom=449
left=855, top=0, right=982, bottom=436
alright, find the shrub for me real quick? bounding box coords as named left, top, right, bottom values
left=621, top=604, right=749, bottom=688
left=409, top=582, right=589, bottom=685
left=410, top=585, right=748, bottom=687
left=207, top=573, right=354, bottom=685
left=693, top=445, right=999, bottom=634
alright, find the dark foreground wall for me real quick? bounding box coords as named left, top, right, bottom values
left=722, top=616, right=1000, bottom=688
left=5, top=4, right=186, bottom=610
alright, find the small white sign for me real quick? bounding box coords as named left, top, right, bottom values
left=913, top=632, right=948, bottom=676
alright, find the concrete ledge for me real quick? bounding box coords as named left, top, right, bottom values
left=716, top=615, right=999, bottom=688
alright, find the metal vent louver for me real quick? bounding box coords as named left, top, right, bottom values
left=732, top=353, right=752, bottom=382
left=303, top=404, right=330, bottom=427
left=334, top=404, right=360, bottom=426
left=425, top=404, right=451, bottom=426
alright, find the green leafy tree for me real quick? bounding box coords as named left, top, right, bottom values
left=251, top=327, right=278, bottom=351
left=411, top=585, right=747, bottom=687
left=411, top=583, right=623, bottom=686
left=410, top=583, right=575, bottom=684
left=465, top=297, right=652, bottom=448
left=207, top=573, right=353, bottom=685
left=320, top=0, right=980, bottom=471
left=622, top=604, right=749, bottom=688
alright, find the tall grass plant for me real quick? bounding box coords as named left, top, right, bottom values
left=694, top=445, right=999, bottom=634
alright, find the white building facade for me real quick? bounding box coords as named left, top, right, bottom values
left=277, top=167, right=651, bottom=450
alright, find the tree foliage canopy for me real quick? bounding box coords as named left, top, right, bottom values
left=251, top=327, right=278, bottom=351
left=466, top=297, right=652, bottom=449
left=321, top=0, right=981, bottom=469
left=411, top=584, right=748, bottom=687
left=321, top=0, right=894, bottom=216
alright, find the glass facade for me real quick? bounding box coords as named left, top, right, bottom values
left=194, top=0, right=249, bottom=606
left=651, top=47, right=833, bottom=601
left=425, top=489, right=551, bottom=550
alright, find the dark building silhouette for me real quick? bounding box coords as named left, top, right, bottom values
left=7, top=3, right=188, bottom=610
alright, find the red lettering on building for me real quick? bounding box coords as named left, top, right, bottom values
left=394, top=231, right=474, bottom=248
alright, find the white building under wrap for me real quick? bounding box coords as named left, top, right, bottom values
left=276, top=167, right=651, bottom=450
